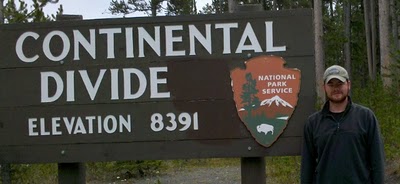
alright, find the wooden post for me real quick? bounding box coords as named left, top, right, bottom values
left=54, top=15, right=86, bottom=184
left=1, top=163, right=11, bottom=184
left=58, top=163, right=86, bottom=184
left=235, top=3, right=266, bottom=184
left=241, top=157, right=266, bottom=184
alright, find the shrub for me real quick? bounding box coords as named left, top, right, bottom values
left=87, top=160, right=163, bottom=182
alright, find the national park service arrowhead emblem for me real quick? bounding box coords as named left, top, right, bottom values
left=230, top=55, right=301, bottom=147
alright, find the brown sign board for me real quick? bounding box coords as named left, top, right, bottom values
left=0, top=9, right=315, bottom=163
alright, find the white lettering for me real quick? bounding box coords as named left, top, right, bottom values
left=215, top=23, right=238, bottom=54
left=16, top=32, right=39, bottom=63
left=73, top=29, right=96, bottom=60
left=64, top=117, right=75, bottom=134
left=52, top=117, right=62, bottom=135
left=138, top=27, right=161, bottom=57
left=165, top=25, right=185, bottom=56
left=66, top=71, right=75, bottom=102
left=43, top=31, right=70, bottom=62
left=41, top=71, right=64, bottom=103
left=236, top=23, right=262, bottom=53
left=149, top=67, right=170, bottom=98
left=28, top=115, right=132, bottom=136
left=123, top=68, right=147, bottom=99
left=99, top=28, right=122, bottom=59
left=262, top=88, right=293, bottom=94
left=15, top=21, right=288, bottom=63
left=79, top=69, right=106, bottom=100
left=73, top=117, right=87, bottom=134
left=189, top=24, right=212, bottom=55
left=86, top=116, right=96, bottom=134
left=125, top=27, right=134, bottom=58
left=110, top=69, right=119, bottom=100
left=266, top=21, right=286, bottom=52
left=40, top=118, right=50, bottom=136
left=103, top=115, right=117, bottom=133
left=119, top=115, right=131, bottom=132
left=28, top=118, right=39, bottom=136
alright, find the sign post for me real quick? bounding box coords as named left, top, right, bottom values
left=0, top=9, right=314, bottom=183
left=241, top=157, right=266, bottom=184
left=53, top=14, right=87, bottom=184
left=1, top=163, right=11, bottom=184
left=58, top=163, right=86, bottom=184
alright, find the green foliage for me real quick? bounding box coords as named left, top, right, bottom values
left=0, top=161, right=162, bottom=183
left=352, top=79, right=400, bottom=160
left=87, top=160, right=163, bottom=181
left=323, top=2, right=346, bottom=66
left=199, top=0, right=228, bottom=14
left=390, top=49, right=400, bottom=90
left=3, top=0, right=63, bottom=23
left=3, top=0, right=29, bottom=23
left=167, top=0, right=197, bottom=15
left=5, top=164, right=57, bottom=184
left=108, top=0, right=197, bottom=16
left=108, top=0, right=134, bottom=17
left=272, top=0, right=312, bottom=10
left=266, top=156, right=301, bottom=183
left=166, top=158, right=238, bottom=169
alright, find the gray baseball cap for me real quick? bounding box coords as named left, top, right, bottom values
left=323, top=65, right=349, bottom=83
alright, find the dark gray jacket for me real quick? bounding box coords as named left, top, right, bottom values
left=301, top=97, right=385, bottom=184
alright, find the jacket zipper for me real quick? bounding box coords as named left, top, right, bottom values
left=335, top=114, right=346, bottom=134
left=336, top=122, right=340, bottom=133
left=331, top=114, right=344, bottom=134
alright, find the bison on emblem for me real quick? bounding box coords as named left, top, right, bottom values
left=257, top=124, right=274, bottom=135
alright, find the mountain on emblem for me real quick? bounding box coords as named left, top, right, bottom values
left=230, top=55, right=301, bottom=147
left=260, top=95, right=293, bottom=108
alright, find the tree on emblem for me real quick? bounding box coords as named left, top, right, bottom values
left=241, top=73, right=260, bottom=118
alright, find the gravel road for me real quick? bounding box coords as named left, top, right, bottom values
left=91, top=162, right=399, bottom=184
left=130, top=166, right=399, bottom=184
left=131, top=166, right=241, bottom=184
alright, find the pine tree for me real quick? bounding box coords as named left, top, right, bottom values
left=241, top=73, right=260, bottom=117
left=2, top=0, right=62, bottom=23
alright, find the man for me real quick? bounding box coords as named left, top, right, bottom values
left=301, top=65, right=385, bottom=184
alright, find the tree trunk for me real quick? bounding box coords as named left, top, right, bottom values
left=150, top=0, right=159, bottom=16
left=390, top=0, right=398, bottom=50
left=228, top=0, right=236, bottom=13
left=0, top=0, right=4, bottom=24
left=379, top=0, right=392, bottom=86
left=273, top=0, right=277, bottom=10
left=314, top=0, right=325, bottom=103
left=371, top=0, right=377, bottom=80
left=344, top=0, right=351, bottom=79
left=363, top=0, right=374, bottom=80
left=329, top=0, right=334, bottom=19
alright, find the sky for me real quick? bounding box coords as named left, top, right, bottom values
left=39, top=0, right=212, bottom=20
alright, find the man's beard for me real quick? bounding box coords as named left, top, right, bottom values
left=326, top=91, right=348, bottom=104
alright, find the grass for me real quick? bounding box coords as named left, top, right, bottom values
left=266, top=156, right=300, bottom=183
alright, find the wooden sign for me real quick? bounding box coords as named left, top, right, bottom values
left=0, top=9, right=315, bottom=163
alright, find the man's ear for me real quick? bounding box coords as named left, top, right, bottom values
left=347, top=80, right=351, bottom=90
left=321, top=81, right=326, bottom=91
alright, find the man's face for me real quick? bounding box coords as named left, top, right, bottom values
left=324, top=78, right=350, bottom=103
